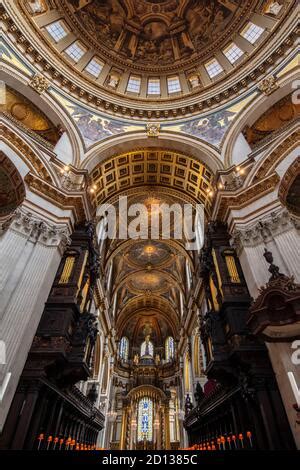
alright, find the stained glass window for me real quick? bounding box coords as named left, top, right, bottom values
left=119, top=337, right=129, bottom=361
left=141, top=340, right=154, bottom=357
left=138, top=398, right=153, bottom=442
left=165, top=336, right=175, bottom=362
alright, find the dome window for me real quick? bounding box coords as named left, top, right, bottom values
left=65, top=41, right=86, bottom=63
left=223, top=43, right=244, bottom=64
left=241, top=22, right=265, bottom=44
left=46, top=21, right=68, bottom=43
left=167, top=76, right=181, bottom=94
left=147, top=78, right=160, bottom=95
left=205, top=59, right=223, bottom=78
left=127, top=76, right=141, bottom=94
left=85, top=58, right=104, bottom=78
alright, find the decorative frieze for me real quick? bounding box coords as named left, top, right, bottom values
left=231, top=209, right=300, bottom=250
left=24, top=173, right=87, bottom=223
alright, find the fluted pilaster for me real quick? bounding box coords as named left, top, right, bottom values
left=0, top=207, right=71, bottom=432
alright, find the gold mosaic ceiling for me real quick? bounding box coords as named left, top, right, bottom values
left=66, top=0, right=249, bottom=70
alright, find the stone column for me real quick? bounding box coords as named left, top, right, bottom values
left=120, top=405, right=128, bottom=450
left=0, top=207, right=70, bottom=432
left=267, top=342, right=300, bottom=449
left=164, top=403, right=171, bottom=450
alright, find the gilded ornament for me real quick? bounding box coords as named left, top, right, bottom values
left=29, top=74, right=50, bottom=94
left=258, top=75, right=279, bottom=96
left=146, top=122, right=160, bottom=137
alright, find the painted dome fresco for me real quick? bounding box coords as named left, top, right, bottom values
left=66, top=0, right=247, bottom=70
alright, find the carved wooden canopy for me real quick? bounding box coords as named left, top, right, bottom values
left=247, top=276, right=300, bottom=341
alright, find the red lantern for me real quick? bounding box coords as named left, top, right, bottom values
left=47, top=436, right=53, bottom=450
left=37, top=433, right=44, bottom=450
left=247, top=431, right=253, bottom=448
left=53, top=437, right=59, bottom=450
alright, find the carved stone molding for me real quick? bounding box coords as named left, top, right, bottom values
left=9, top=207, right=71, bottom=252
left=0, top=123, right=53, bottom=182
left=215, top=173, right=280, bottom=221
left=252, top=130, right=300, bottom=182
left=231, top=209, right=300, bottom=250
left=24, top=173, right=87, bottom=222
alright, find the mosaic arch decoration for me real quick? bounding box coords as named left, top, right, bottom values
left=51, top=89, right=257, bottom=149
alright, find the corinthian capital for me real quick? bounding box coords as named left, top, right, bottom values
left=231, top=209, right=297, bottom=250
left=9, top=207, right=71, bottom=252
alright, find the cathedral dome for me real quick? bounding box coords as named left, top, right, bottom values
left=16, top=0, right=295, bottom=119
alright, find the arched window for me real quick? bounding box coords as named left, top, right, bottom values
left=141, top=339, right=154, bottom=357
left=101, top=356, right=109, bottom=394
left=193, top=335, right=200, bottom=377
left=184, top=353, right=191, bottom=393
left=137, top=398, right=153, bottom=442
left=92, top=334, right=101, bottom=378
left=165, top=336, right=175, bottom=362
left=119, top=337, right=129, bottom=362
